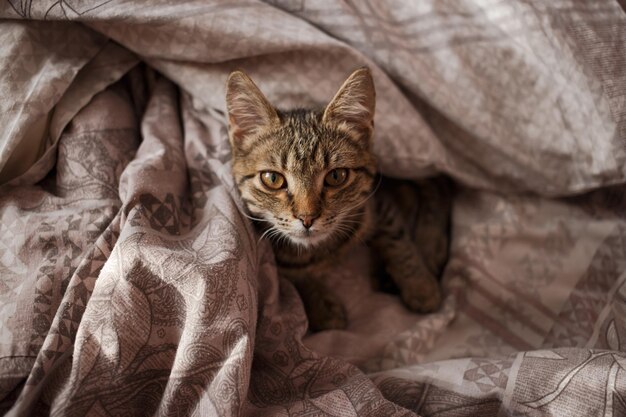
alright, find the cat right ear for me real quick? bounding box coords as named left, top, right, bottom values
left=226, top=71, right=279, bottom=149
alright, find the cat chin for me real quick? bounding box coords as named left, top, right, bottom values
left=287, top=232, right=331, bottom=248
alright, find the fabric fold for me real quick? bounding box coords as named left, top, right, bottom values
left=1, top=1, right=625, bottom=416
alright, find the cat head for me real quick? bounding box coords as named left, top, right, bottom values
left=226, top=68, right=377, bottom=248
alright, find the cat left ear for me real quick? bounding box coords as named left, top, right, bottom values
left=226, top=71, right=280, bottom=149
left=322, top=67, right=376, bottom=142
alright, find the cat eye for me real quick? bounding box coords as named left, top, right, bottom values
left=324, top=168, right=348, bottom=187
left=260, top=171, right=286, bottom=190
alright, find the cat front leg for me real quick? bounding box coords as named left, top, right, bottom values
left=284, top=270, right=348, bottom=332
left=372, top=232, right=442, bottom=314
left=295, top=277, right=347, bottom=331
left=412, top=177, right=453, bottom=278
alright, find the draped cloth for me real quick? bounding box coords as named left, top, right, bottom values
left=1, top=1, right=626, bottom=415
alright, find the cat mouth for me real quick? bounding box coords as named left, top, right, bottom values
left=287, top=229, right=330, bottom=247
left=293, top=230, right=315, bottom=239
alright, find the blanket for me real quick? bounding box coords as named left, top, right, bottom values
left=1, top=1, right=626, bottom=416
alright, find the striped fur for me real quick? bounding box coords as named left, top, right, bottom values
left=227, top=68, right=451, bottom=331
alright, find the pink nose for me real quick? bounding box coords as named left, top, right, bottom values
left=298, top=214, right=319, bottom=229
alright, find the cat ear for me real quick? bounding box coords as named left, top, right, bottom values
left=322, top=67, right=376, bottom=141
left=226, top=71, right=280, bottom=149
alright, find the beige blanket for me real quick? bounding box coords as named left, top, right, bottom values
left=1, top=1, right=626, bottom=416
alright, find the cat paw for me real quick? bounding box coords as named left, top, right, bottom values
left=307, top=295, right=348, bottom=331
left=401, top=281, right=442, bottom=314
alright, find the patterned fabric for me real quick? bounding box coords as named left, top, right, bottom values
left=0, top=1, right=625, bottom=416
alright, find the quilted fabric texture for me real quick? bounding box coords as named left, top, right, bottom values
left=1, top=1, right=625, bottom=416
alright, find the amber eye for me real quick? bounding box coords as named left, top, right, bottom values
left=260, top=171, right=286, bottom=190
left=324, top=168, right=348, bottom=187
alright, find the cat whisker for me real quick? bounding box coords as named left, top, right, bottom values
left=258, top=226, right=279, bottom=245
left=241, top=211, right=270, bottom=223
left=278, top=232, right=290, bottom=248
left=335, top=222, right=366, bottom=246
left=269, top=231, right=284, bottom=245
left=335, top=225, right=353, bottom=238
left=336, top=218, right=364, bottom=224
left=332, top=226, right=356, bottom=246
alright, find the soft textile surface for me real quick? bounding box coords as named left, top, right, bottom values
left=1, top=1, right=626, bottom=416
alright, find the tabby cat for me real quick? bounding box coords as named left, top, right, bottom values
left=226, top=68, right=452, bottom=331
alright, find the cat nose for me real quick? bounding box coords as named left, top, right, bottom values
left=298, top=214, right=319, bottom=229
